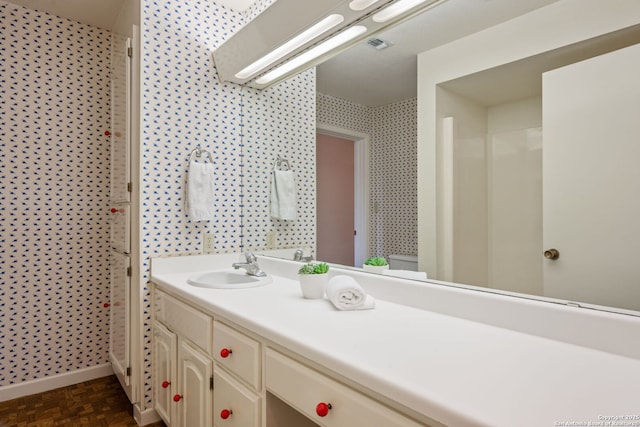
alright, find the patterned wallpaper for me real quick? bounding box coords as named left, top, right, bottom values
left=0, top=0, right=412, bottom=413
left=317, top=93, right=418, bottom=260
left=140, top=0, right=315, bottom=408
left=242, top=72, right=317, bottom=253
left=0, top=2, right=112, bottom=385
left=0, top=0, right=316, bottom=412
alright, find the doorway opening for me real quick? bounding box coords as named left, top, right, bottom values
left=316, top=123, right=369, bottom=267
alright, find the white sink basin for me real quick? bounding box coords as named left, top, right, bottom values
left=187, top=269, right=272, bottom=289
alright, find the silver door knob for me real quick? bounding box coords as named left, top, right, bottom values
left=543, top=248, right=560, bottom=260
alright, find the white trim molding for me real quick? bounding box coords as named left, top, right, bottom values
left=134, top=403, right=162, bottom=426
left=0, top=363, right=113, bottom=402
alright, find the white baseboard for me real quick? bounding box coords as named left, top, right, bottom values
left=134, top=404, right=161, bottom=426
left=0, top=363, right=114, bottom=402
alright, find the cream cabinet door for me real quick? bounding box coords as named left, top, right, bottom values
left=213, top=368, right=260, bottom=427
left=153, top=322, right=177, bottom=426
left=178, top=340, right=213, bottom=427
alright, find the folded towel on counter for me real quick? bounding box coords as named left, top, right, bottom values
left=382, top=269, right=428, bottom=281
left=270, top=169, right=296, bottom=220
left=186, top=160, right=216, bottom=221
left=326, top=275, right=375, bottom=311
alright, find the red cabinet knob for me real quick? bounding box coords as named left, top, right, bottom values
left=104, top=130, right=111, bottom=136
left=103, top=303, right=110, bottom=308
left=161, top=381, right=170, bottom=389
left=316, top=402, right=331, bottom=417
left=220, top=348, right=232, bottom=358
left=173, top=394, right=182, bottom=402
left=220, top=409, right=232, bottom=419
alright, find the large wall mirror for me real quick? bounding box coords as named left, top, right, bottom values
left=241, top=0, right=640, bottom=317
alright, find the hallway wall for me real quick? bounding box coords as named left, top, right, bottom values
left=0, top=2, right=112, bottom=386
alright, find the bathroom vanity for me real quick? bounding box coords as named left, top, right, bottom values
left=151, top=253, right=640, bottom=427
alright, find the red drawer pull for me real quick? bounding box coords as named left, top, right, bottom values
left=220, top=348, right=232, bottom=358
left=161, top=381, right=170, bottom=389
left=173, top=394, right=182, bottom=402
left=316, top=402, right=332, bottom=417
left=220, top=409, right=232, bottom=419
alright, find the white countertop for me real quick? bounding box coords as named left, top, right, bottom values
left=151, top=253, right=640, bottom=427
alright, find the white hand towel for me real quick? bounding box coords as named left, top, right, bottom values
left=326, top=275, right=375, bottom=311
left=382, top=269, right=428, bottom=281
left=186, top=160, right=216, bottom=221
left=270, top=169, right=296, bottom=220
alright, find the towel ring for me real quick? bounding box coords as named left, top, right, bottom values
left=275, top=155, right=291, bottom=171
left=188, top=145, right=214, bottom=164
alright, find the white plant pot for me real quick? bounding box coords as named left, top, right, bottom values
left=363, top=264, right=389, bottom=274
left=298, top=274, right=328, bottom=299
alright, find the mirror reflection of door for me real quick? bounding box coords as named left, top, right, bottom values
left=316, top=133, right=355, bottom=266
left=542, top=43, right=640, bottom=312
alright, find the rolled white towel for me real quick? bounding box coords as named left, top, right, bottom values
left=326, top=275, right=375, bottom=311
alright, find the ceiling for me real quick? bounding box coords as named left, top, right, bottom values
left=5, top=0, right=127, bottom=30
left=439, top=23, right=640, bottom=107
left=6, top=0, right=569, bottom=106
left=3, top=0, right=253, bottom=31
left=317, top=0, right=562, bottom=106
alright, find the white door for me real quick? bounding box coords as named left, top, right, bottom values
left=110, top=35, right=131, bottom=204
left=542, top=43, right=640, bottom=311
left=110, top=204, right=131, bottom=254
left=110, top=251, right=131, bottom=386
left=109, top=34, right=134, bottom=401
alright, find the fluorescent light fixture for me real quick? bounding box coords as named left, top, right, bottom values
left=235, top=14, right=344, bottom=79
left=256, top=25, right=367, bottom=85
left=349, top=0, right=382, bottom=11
left=372, top=0, right=429, bottom=23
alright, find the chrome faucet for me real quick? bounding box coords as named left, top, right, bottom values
left=293, top=249, right=313, bottom=262
left=232, top=252, right=266, bottom=277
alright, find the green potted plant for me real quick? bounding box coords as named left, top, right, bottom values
left=297, top=262, right=330, bottom=299
left=363, top=256, right=389, bottom=274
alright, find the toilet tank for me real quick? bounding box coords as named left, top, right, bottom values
left=388, top=254, right=418, bottom=271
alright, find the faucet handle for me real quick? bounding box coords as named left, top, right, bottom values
left=244, top=251, right=257, bottom=263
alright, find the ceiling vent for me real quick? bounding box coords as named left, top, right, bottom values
left=367, top=37, right=393, bottom=50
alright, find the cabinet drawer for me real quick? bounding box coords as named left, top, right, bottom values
left=266, top=348, right=425, bottom=427
left=156, top=290, right=212, bottom=354
left=213, top=368, right=261, bottom=427
left=213, top=321, right=260, bottom=389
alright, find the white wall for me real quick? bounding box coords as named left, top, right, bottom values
left=435, top=87, right=487, bottom=285
left=487, top=97, right=542, bottom=295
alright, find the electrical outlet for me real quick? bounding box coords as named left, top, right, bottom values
left=266, top=231, right=276, bottom=248
left=203, top=233, right=215, bottom=254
